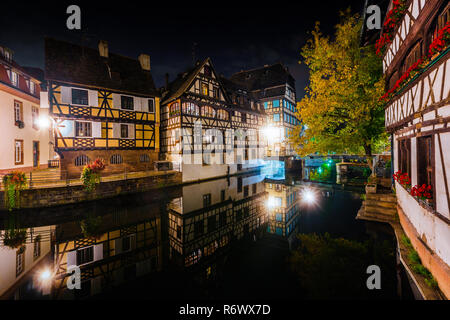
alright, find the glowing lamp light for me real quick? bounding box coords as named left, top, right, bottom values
left=302, top=189, right=316, bottom=205
left=263, top=126, right=279, bottom=139
left=318, top=168, right=323, bottom=174
left=39, top=269, right=53, bottom=282
left=267, top=196, right=281, bottom=209
left=38, top=116, right=51, bottom=129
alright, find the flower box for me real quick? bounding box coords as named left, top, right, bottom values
left=366, top=184, right=377, bottom=194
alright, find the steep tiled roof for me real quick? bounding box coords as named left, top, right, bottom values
left=161, top=59, right=207, bottom=104
left=45, top=38, right=159, bottom=97
left=230, top=63, right=295, bottom=93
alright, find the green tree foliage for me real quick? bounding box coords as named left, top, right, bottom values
left=291, top=11, right=388, bottom=161
left=289, top=233, right=396, bottom=299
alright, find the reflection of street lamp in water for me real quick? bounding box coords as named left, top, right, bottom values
left=302, top=188, right=316, bottom=205
left=37, top=267, right=54, bottom=296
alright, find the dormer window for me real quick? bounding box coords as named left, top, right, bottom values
left=27, top=80, right=36, bottom=95
left=8, top=70, right=18, bottom=87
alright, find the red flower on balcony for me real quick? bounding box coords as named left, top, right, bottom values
left=393, top=171, right=411, bottom=187
left=375, top=0, right=408, bottom=57
left=429, top=22, right=450, bottom=58
left=411, top=184, right=433, bottom=201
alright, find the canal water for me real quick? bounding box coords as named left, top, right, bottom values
left=0, top=163, right=413, bottom=300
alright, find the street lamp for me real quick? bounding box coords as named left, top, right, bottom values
left=38, top=116, right=51, bottom=129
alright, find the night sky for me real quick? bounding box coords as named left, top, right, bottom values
left=1, top=1, right=365, bottom=100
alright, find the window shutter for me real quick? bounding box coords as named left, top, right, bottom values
left=92, top=122, right=102, bottom=138
left=61, top=87, right=72, bottom=104
left=88, top=90, right=98, bottom=107
left=67, top=251, right=77, bottom=267
left=115, top=238, right=122, bottom=255
left=93, top=244, right=103, bottom=262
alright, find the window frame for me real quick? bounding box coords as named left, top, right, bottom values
left=121, top=95, right=134, bottom=111
left=71, top=88, right=89, bottom=106
left=15, top=140, right=24, bottom=165
left=75, top=121, right=92, bottom=137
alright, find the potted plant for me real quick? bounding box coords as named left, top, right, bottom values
left=2, top=228, right=27, bottom=249
left=366, top=175, right=378, bottom=194
left=411, top=184, right=433, bottom=207
left=80, top=158, right=106, bottom=192
left=3, top=171, right=27, bottom=211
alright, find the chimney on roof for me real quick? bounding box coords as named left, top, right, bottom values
left=98, top=40, right=109, bottom=58
left=165, top=73, right=169, bottom=89
left=138, top=54, right=151, bottom=71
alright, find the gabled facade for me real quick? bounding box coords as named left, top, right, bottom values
left=168, top=174, right=267, bottom=269
left=44, top=39, right=160, bottom=178
left=380, top=0, right=450, bottom=298
left=230, top=63, right=299, bottom=157
left=160, top=58, right=267, bottom=183
left=0, top=46, right=52, bottom=174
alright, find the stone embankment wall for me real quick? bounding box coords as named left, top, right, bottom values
left=0, top=172, right=181, bottom=211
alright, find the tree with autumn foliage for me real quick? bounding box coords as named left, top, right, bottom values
left=290, top=11, right=389, bottom=171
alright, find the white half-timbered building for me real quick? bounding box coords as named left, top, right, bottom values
left=381, top=0, right=450, bottom=298
left=160, top=58, right=267, bottom=183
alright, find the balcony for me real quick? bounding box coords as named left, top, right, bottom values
left=385, top=48, right=449, bottom=131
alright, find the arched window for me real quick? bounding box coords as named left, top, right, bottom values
left=202, top=106, right=216, bottom=118
left=182, top=102, right=200, bottom=116
left=170, top=102, right=180, bottom=116
left=140, top=154, right=150, bottom=163
left=75, top=155, right=90, bottom=167
left=110, top=154, right=123, bottom=165
left=217, top=109, right=229, bottom=120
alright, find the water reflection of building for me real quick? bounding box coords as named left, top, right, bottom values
left=0, top=225, right=55, bottom=299
left=52, top=205, right=163, bottom=300
left=265, top=180, right=301, bottom=246
left=168, top=175, right=268, bottom=272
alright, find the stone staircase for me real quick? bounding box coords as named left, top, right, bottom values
left=357, top=192, right=398, bottom=223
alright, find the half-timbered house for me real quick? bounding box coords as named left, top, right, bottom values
left=265, top=180, right=300, bottom=243
left=52, top=204, right=163, bottom=299
left=44, top=38, right=160, bottom=178
left=160, top=58, right=267, bottom=183
left=168, top=175, right=268, bottom=273
left=379, top=0, right=450, bottom=298
left=230, top=63, right=299, bottom=157
left=0, top=46, right=52, bottom=174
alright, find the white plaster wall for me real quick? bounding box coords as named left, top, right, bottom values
left=435, top=132, right=450, bottom=219
left=0, top=227, right=53, bottom=297
left=0, top=90, right=51, bottom=171
left=397, top=182, right=450, bottom=267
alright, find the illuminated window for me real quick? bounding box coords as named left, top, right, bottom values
left=182, top=102, right=199, bottom=116
left=273, top=100, right=280, bottom=108
left=16, top=247, right=25, bottom=277
left=75, top=155, right=90, bottom=167
left=75, top=121, right=92, bottom=137
left=273, top=114, right=280, bottom=122
left=8, top=70, right=18, bottom=87
left=32, top=106, right=39, bottom=130
left=15, top=140, right=24, bottom=165
left=202, top=106, right=216, bottom=118
left=201, top=83, right=209, bottom=96
left=170, top=102, right=180, bottom=116
left=14, top=100, right=23, bottom=124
